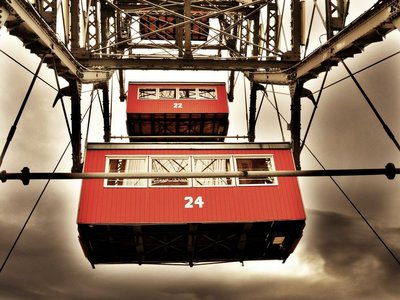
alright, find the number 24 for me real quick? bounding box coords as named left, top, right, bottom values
left=184, top=196, right=204, bottom=208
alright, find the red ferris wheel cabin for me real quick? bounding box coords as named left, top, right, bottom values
left=126, top=82, right=229, bottom=141
left=139, top=13, right=209, bottom=41
left=77, top=142, right=306, bottom=267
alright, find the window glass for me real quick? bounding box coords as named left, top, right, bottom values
left=138, top=88, right=157, bottom=99
left=179, top=88, right=197, bottom=99
left=198, top=88, right=216, bottom=100
left=151, top=158, right=189, bottom=186
left=236, top=157, right=275, bottom=185
left=107, top=158, right=147, bottom=186
left=159, top=88, right=176, bottom=99
left=193, top=157, right=232, bottom=186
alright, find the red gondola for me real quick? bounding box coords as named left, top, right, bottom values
left=140, top=13, right=209, bottom=41
left=78, top=142, right=305, bottom=266
left=126, top=82, right=229, bottom=141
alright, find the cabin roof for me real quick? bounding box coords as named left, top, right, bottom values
left=86, top=142, right=292, bottom=151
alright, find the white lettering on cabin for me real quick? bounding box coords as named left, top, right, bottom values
left=184, top=196, right=204, bottom=208
left=173, top=103, right=183, bottom=109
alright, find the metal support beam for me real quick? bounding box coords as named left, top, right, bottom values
left=183, top=0, right=192, bottom=59
left=237, top=223, right=252, bottom=262
left=118, top=69, right=125, bottom=102
left=101, top=83, right=111, bottom=142
left=1, top=163, right=398, bottom=184
left=227, top=71, right=235, bottom=102
left=133, top=226, right=144, bottom=265
left=252, top=6, right=260, bottom=58
left=69, top=79, right=83, bottom=172
left=187, top=224, right=197, bottom=267
left=176, top=8, right=184, bottom=58
left=325, top=0, right=349, bottom=39
left=265, top=1, right=279, bottom=58
left=0, top=5, right=9, bottom=29
left=2, top=0, right=111, bottom=82
left=79, top=57, right=294, bottom=71
left=248, top=82, right=263, bottom=142
left=290, top=81, right=303, bottom=170
left=70, top=0, right=80, bottom=52
left=295, top=0, right=397, bottom=81
left=34, top=0, right=57, bottom=30
left=288, top=0, right=302, bottom=60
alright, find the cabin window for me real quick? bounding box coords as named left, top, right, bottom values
left=137, top=87, right=217, bottom=100
left=159, top=88, right=176, bottom=99
left=151, top=157, right=189, bottom=186
left=193, top=157, right=232, bottom=186
left=107, top=158, right=147, bottom=186
left=138, top=88, right=157, bottom=99
left=198, top=88, right=216, bottom=100
left=236, top=157, right=275, bottom=185
left=179, top=88, right=197, bottom=99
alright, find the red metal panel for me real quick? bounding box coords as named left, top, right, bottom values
left=127, top=82, right=229, bottom=114
left=78, top=145, right=306, bottom=225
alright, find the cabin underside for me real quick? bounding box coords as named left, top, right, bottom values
left=126, top=113, right=229, bottom=141
left=78, top=220, right=305, bottom=267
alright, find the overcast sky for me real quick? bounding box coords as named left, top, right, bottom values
left=1, top=1, right=400, bottom=299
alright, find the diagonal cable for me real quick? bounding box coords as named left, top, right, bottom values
left=262, top=79, right=400, bottom=266
left=0, top=94, right=97, bottom=273
left=0, top=55, right=45, bottom=168
left=340, top=58, right=400, bottom=152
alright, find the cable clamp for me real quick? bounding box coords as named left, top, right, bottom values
left=21, top=167, right=30, bottom=185
left=385, top=163, right=396, bottom=180
left=0, top=170, right=7, bottom=183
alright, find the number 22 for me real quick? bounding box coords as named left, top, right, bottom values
left=173, top=103, right=183, bottom=109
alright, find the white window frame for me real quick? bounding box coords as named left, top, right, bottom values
left=138, top=88, right=158, bottom=100
left=178, top=88, right=197, bottom=100
left=104, top=154, right=277, bottom=188
left=104, top=156, right=148, bottom=188
left=158, top=88, right=177, bottom=99
left=198, top=88, right=217, bottom=100
left=233, top=154, right=277, bottom=186
left=149, top=155, right=191, bottom=187
left=192, top=155, right=233, bottom=187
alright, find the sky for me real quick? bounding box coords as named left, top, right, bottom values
left=0, top=1, right=400, bottom=299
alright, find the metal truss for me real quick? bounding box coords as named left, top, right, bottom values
left=2, top=0, right=399, bottom=79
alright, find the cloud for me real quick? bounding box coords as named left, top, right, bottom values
left=301, top=209, right=400, bottom=299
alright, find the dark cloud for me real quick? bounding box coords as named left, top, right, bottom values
left=302, top=209, right=400, bottom=299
